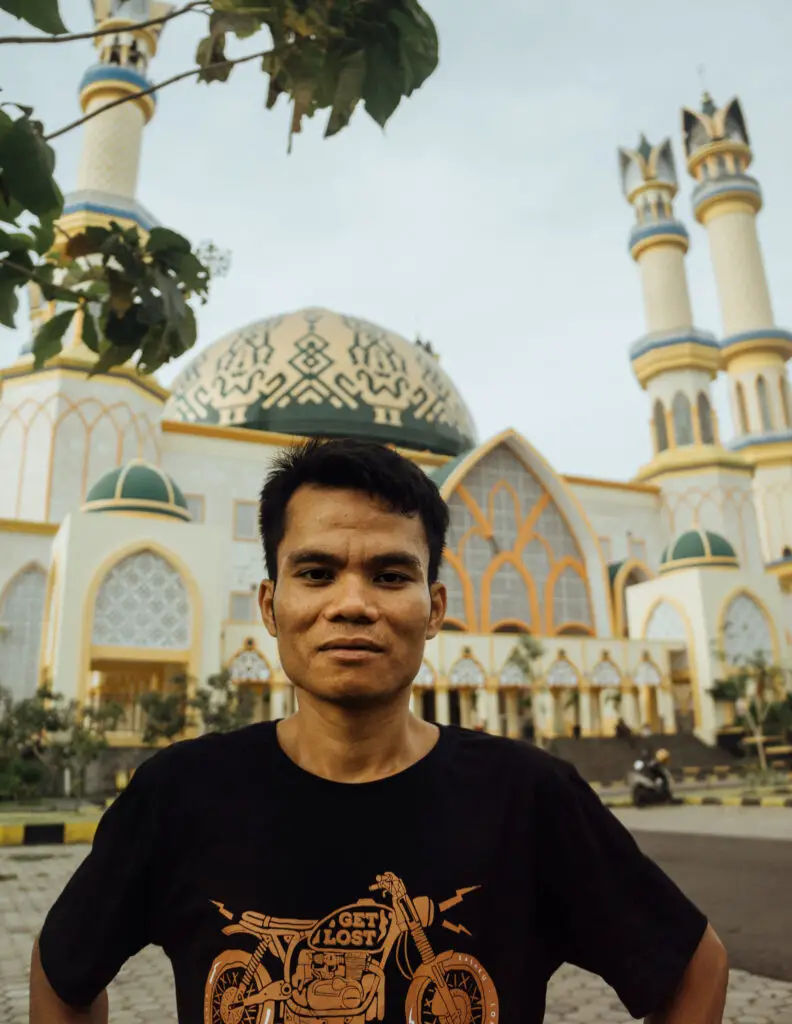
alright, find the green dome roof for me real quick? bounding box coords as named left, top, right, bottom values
left=660, top=529, right=738, bottom=573
left=162, top=308, right=478, bottom=457
left=83, top=460, right=190, bottom=521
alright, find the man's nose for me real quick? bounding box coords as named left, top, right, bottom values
left=326, top=574, right=378, bottom=621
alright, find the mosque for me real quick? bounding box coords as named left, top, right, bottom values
left=1, top=1, right=791, bottom=755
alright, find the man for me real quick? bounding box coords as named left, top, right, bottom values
left=31, top=438, right=728, bottom=1023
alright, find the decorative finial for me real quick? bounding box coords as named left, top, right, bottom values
left=697, top=64, right=717, bottom=115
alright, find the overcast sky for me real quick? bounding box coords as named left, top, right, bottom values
left=3, top=1, right=792, bottom=480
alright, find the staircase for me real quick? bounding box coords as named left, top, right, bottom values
left=545, top=733, right=741, bottom=784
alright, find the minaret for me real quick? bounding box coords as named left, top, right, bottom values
left=0, top=0, right=170, bottom=523
left=618, top=136, right=764, bottom=570
left=682, top=94, right=792, bottom=561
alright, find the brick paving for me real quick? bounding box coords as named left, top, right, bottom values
left=3, top=846, right=792, bottom=1023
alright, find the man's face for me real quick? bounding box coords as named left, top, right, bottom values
left=259, top=485, right=446, bottom=708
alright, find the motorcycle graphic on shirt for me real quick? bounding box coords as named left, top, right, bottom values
left=204, top=871, right=499, bottom=1024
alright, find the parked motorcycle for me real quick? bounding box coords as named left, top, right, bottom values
left=204, top=870, right=499, bottom=1024
left=628, top=748, right=675, bottom=808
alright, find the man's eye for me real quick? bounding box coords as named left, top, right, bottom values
left=376, top=572, right=409, bottom=584
left=299, top=568, right=333, bottom=582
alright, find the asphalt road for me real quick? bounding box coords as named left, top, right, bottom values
left=634, top=828, right=792, bottom=982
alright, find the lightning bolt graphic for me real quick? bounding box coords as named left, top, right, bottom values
left=438, top=885, right=481, bottom=912
left=210, top=900, right=234, bottom=920
left=442, top=920, right=472, bottom=937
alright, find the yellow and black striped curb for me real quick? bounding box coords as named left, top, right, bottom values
left=0, top=821, right=99, bottom=847
left=601, top=794, right=792, bottom=810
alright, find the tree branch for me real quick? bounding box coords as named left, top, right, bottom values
left=0, top=1, right=209, bottom=45
left=45, top=49, right=272, bottom=142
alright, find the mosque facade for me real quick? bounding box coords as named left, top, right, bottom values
left=1, top=2, right=791, bottom=751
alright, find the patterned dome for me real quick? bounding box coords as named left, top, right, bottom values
left=83, top=459, right=190, bottom=521
left=660, top=529, right=738, bottom=573
left=162, top=307, right=478, bottom=456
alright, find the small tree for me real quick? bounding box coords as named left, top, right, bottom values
left=138, top=674, right=188, bottom=746
left=189, top=669, right=255, bottom=734
left=505, top=636, right=544, bottom=738
left=713, top=650, right=791, bottom=773
left=59, top=701, right=126, bottom=805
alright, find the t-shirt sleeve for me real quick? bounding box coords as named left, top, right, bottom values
left=38, top=756, right=165, bottom=1008
left=535, top=757, right=708, bottom=1020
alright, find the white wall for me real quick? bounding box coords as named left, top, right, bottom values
left=565, top=480, right=665, bottom=569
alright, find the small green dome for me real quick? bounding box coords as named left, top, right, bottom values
left=660, top=528, right=738, bottom=573
left=83, top=460, right=190, bottom=521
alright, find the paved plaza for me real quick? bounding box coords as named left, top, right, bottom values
left=2, top=838, right=792, bottom=1024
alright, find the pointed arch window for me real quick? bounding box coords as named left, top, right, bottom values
left=697, top=392, right=714, bottom=444
left=653, top=399, right=669, bottom=452
left=0, top=566, right=47, bottom=700
left=672, top=392, right=694, bottom=446
left=735, top=382, right=749, bottom=434
left=757, top=376, right=773, bottom=432
left=780, top=378, right=791, bottom=429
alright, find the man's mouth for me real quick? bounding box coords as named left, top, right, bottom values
left=319, top=639, right=385, bottom=653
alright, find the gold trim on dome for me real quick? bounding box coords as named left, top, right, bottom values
left=0, top=518, right=59, bottom=536
left=159, top=418, right=449, bottom=467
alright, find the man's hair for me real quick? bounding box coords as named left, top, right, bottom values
left=258, top=438, right=450, bottom=583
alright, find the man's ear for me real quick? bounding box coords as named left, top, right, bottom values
left=259, top=579, right=277, bottom=637
left=426, top=580, right=447, bottom=640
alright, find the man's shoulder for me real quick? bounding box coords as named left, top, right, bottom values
left=445, top=727, right=579, bottom=790
left=134, top=721, right=275, bottom=786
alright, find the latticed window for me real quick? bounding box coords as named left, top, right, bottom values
left=546, top=658, right=578, bottom=687
left=552, top=567, right=591, bottom=628
left=722, top=593, right=773, bottom=665
left=449, top=656, right=485, bottom=686
left=590, top=658, right=621, bottom=687
left=92, top=550, right=191, bottom=649
left=634, top=659, right=662, bottom=686
left=228, top=649, right=270, bottom=682
left=0, top=567, right=46, bottom=699
left=499, top=659, right=527, bottom=686
left=440, top=445, right=591, bottom=634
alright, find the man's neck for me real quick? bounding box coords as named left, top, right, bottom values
left=276, top=697, right=440, bottom=784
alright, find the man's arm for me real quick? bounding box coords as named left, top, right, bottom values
left=30, top=938, right=109, bottom=1024
left=646, top=925, right=729, bottom=1024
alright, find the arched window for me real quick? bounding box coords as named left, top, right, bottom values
left=735, top=381, right=749, bottom=434
left=757, top=376, right=773, bottom=432
left=92, top=550, right=191, bottom=648
left=442, top=443, right=592, bottom=632
left=697, top=392, right=714, bottom=444
left=653, top=400, right=669, bottom=452
left=645, top=601, right=687, bottom=642
left=228, top=648, right=271, bottom=683
left=552, top=567, right=592, bottom=633
left=779, top=378, right=791, bottom=429
left=722, top=593, right=773, bottom=665
left=0, top=566, right=46, bottom=699
left=672, top=392, right=694, bottom=446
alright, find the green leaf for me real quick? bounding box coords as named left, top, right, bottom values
left=31, top=215, right=56, bottom=255
left=66, top=226, right=111, bottom=259
left=195, top=34, right=234, bottom=84
left=391, top=1, right=439, bottom=93
left=81, top=309, right=99, bottom=353
left=0, top=274, right=19, bottom=328
left=0, top=116, right=63, bottom=219
left=325, top=50, right=366, bottom=137
left=107, top=268, right=134, bottom=315
left=168, top=250, right=210, bottom=294
left=362, top=40, right=405, bottom=128
left=209, top=9, right=262, bottom=40
left=146, top=227, right=191, bottom=256
left=90, top=341, right=138, bottom=377
left=32, top=308, right=75, bottom=368
left=0, top=0, right=67, bottom=34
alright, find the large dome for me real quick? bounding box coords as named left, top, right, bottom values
left=163, top=307, right=478, bottom=456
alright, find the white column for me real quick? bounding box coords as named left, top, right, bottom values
left=435, top=687, right=450, bottom=726
left=409, top=688, right=418, bottom=716
left=77, top=97, right=147, bottom=198
left=505, top=691, right=520, bottom=738
left=486, top=687, right=501, bottom=735
left=621, top=687, right=639, bottom=729
left=270, top=682, right=287, bottom=720
left=578, top=689, right=592, bottom=736
left=459, top=689, right=474, bottom=729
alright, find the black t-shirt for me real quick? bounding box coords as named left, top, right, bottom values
left=39, top=723, right=707, bottom=1022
